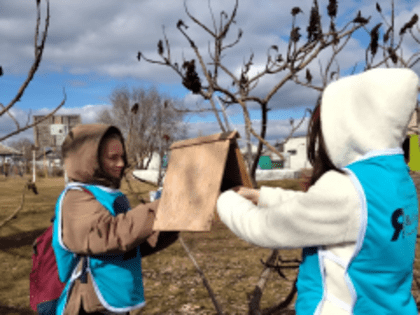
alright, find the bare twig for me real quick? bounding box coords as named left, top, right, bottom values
left=281, top=109, right=311, bottom=145
left=262, top=278, right=298, bottom=315
left=0, top=89, right=66, bottom=143
left=0, top=103, right=20, bottom=129
left=184, top=0, right=216, bottom=37
left=0, top=0, right=50, bottom=118
left=0, top=0, right=70, bottom=143
left=248, top=249, right=278, bottom=315
left=0, top=182, right=27, bottom=229
left=179, top=236, right=224, bottom=315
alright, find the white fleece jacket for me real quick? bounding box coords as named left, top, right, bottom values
left=217, top=68, right=419, bottom=315
left=217, top=171, right=362, bottom=315
left=217, top=170, right=360, bottom=249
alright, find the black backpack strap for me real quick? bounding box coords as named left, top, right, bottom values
left=79, top=256, right=88, bottom=284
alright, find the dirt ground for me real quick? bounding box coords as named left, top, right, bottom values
left=135, top=172, right=420, bottom=315
left=1, top=174, right=420, bottom=315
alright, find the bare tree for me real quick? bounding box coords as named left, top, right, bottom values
left=8, top=137, right=34, bottom=175
left=138, top=0, right=369, bottom=188
left=136, top=1, right=369, bottom=313
left=97, top=87, right=187, bottom=170
left=137, top=1, right=420, bottom=314
left=0, top=0, right=62, bottom=229
left=8, top=138, right=34, bottom=162
left=0, top=0, right=66, bottom=143
left=293, top=1, right=420, bottom=91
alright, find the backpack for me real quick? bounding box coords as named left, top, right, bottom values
left=29, top=217, right=65, bottom=314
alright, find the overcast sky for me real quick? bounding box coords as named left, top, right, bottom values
left=1, top=0, right=419, bottom=145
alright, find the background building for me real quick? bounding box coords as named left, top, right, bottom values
left=282, top=136, right=309, bottom=171
left=0, top=143, right=23, bottom=176
left=32, top=115, right=81, bottom=174
left=33, top=115, right=81, bottom=151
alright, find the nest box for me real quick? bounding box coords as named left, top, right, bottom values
left=153, top=131, right=252, bottom=232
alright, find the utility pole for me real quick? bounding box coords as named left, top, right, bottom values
left=157, top=104, right=163, bottom=187
left=32, top=148, right=36, bottom=183
left=44, top=147, right=48, bottom=178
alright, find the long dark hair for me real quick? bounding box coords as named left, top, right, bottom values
left=305, top=98, right=345, bottom=189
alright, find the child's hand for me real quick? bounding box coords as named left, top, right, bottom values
left=231, top=186, right=260, bottom=205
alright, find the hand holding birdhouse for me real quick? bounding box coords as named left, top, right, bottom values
left=231, top=186, right=260, bottom=205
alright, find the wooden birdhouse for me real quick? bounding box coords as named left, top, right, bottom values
left=153, top=131, right=252, bottom=232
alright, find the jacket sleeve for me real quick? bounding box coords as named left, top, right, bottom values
left=61, top=190, right=158, bottom=255
left=216, top=170, right=361, bottom=249
left=140, top=231, right=179, bottom=258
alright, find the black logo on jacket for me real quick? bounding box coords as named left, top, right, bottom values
left=391, top=208, right=417, bottom=241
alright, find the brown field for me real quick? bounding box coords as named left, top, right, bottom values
left=0, top=175, right=420, bottom=315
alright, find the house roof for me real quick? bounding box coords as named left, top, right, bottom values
left=0, top=143, right=22, bottom=156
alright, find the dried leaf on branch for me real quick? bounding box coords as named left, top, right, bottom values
left=291, top=7, right=302, bottom=17
left=307, top=1, right=322, bottom=42
left=388, top=48, right=398, bottom=64
left=291, top=27, right=301, bottom=43
left=158, top=40, right=164, bottom=55
left=327, top=0, right=337, bottom=19
left=370, top=23, right=382, bottom=57
left=400, top=14, right=419, bottom=35
left=182, top=59, right=202, bottom=94
left=354, top=10, right=369, bottom=25
left=306, top=68, right=312, bottom=84
left=384, top=26, right=392, bottom=43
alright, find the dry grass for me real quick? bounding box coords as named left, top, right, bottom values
left=1, top=174, right=420, bottom=315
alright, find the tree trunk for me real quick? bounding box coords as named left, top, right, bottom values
left=250, top=103, right=269, bottom=181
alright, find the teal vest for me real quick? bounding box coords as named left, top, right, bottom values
left=295, top=150, right=418, bottom=314
left=52, top=183, right=145, bottom=314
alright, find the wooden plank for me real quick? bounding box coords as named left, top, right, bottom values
left=235, top=143, right=253, bottom=188
left=153, top=140, right=230, bottom=231
left=153, top=131, right=252, bottom=232
left=170, top=130, right=238, bottom=150
left=220, top=140, right=252, bottom=191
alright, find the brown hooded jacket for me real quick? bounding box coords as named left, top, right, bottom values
left=60, top=124, right=177, bottom=314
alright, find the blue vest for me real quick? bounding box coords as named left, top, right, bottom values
left=295, top=151, right=418, bottom=314
left=52, top=183, right=145, bottom=315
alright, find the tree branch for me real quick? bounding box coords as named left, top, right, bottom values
left=262, top=278, right=298, bottom=315
left=184, top=0, right=216, bottom=37
left=179, top=236, right=224, bottom=315
left=0, top=103, right=20, bottom=129
left=0, top=89, right=66, bottom=143
left=248, top=250, right=278, bottom=315
left=218, top=0, right=239, bottom=40
left=0, top=0, right=50, bottom=118
left=0, top=182, right=31, bottom=229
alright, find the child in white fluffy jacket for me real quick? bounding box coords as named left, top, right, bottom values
left=217, top=68, right=419, bottom=315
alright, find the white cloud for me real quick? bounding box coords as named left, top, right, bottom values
left=2, top=0, right=419, bottom=143
left=1, top=0, right=398, bottom=81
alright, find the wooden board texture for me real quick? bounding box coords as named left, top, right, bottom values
left=153, top=131, right=251, bottom=231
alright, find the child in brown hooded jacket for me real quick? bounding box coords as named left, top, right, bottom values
left=53, top=124, right=178, bottom=315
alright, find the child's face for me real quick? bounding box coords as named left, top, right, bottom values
left=101, top=138, right=125, bottom=179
